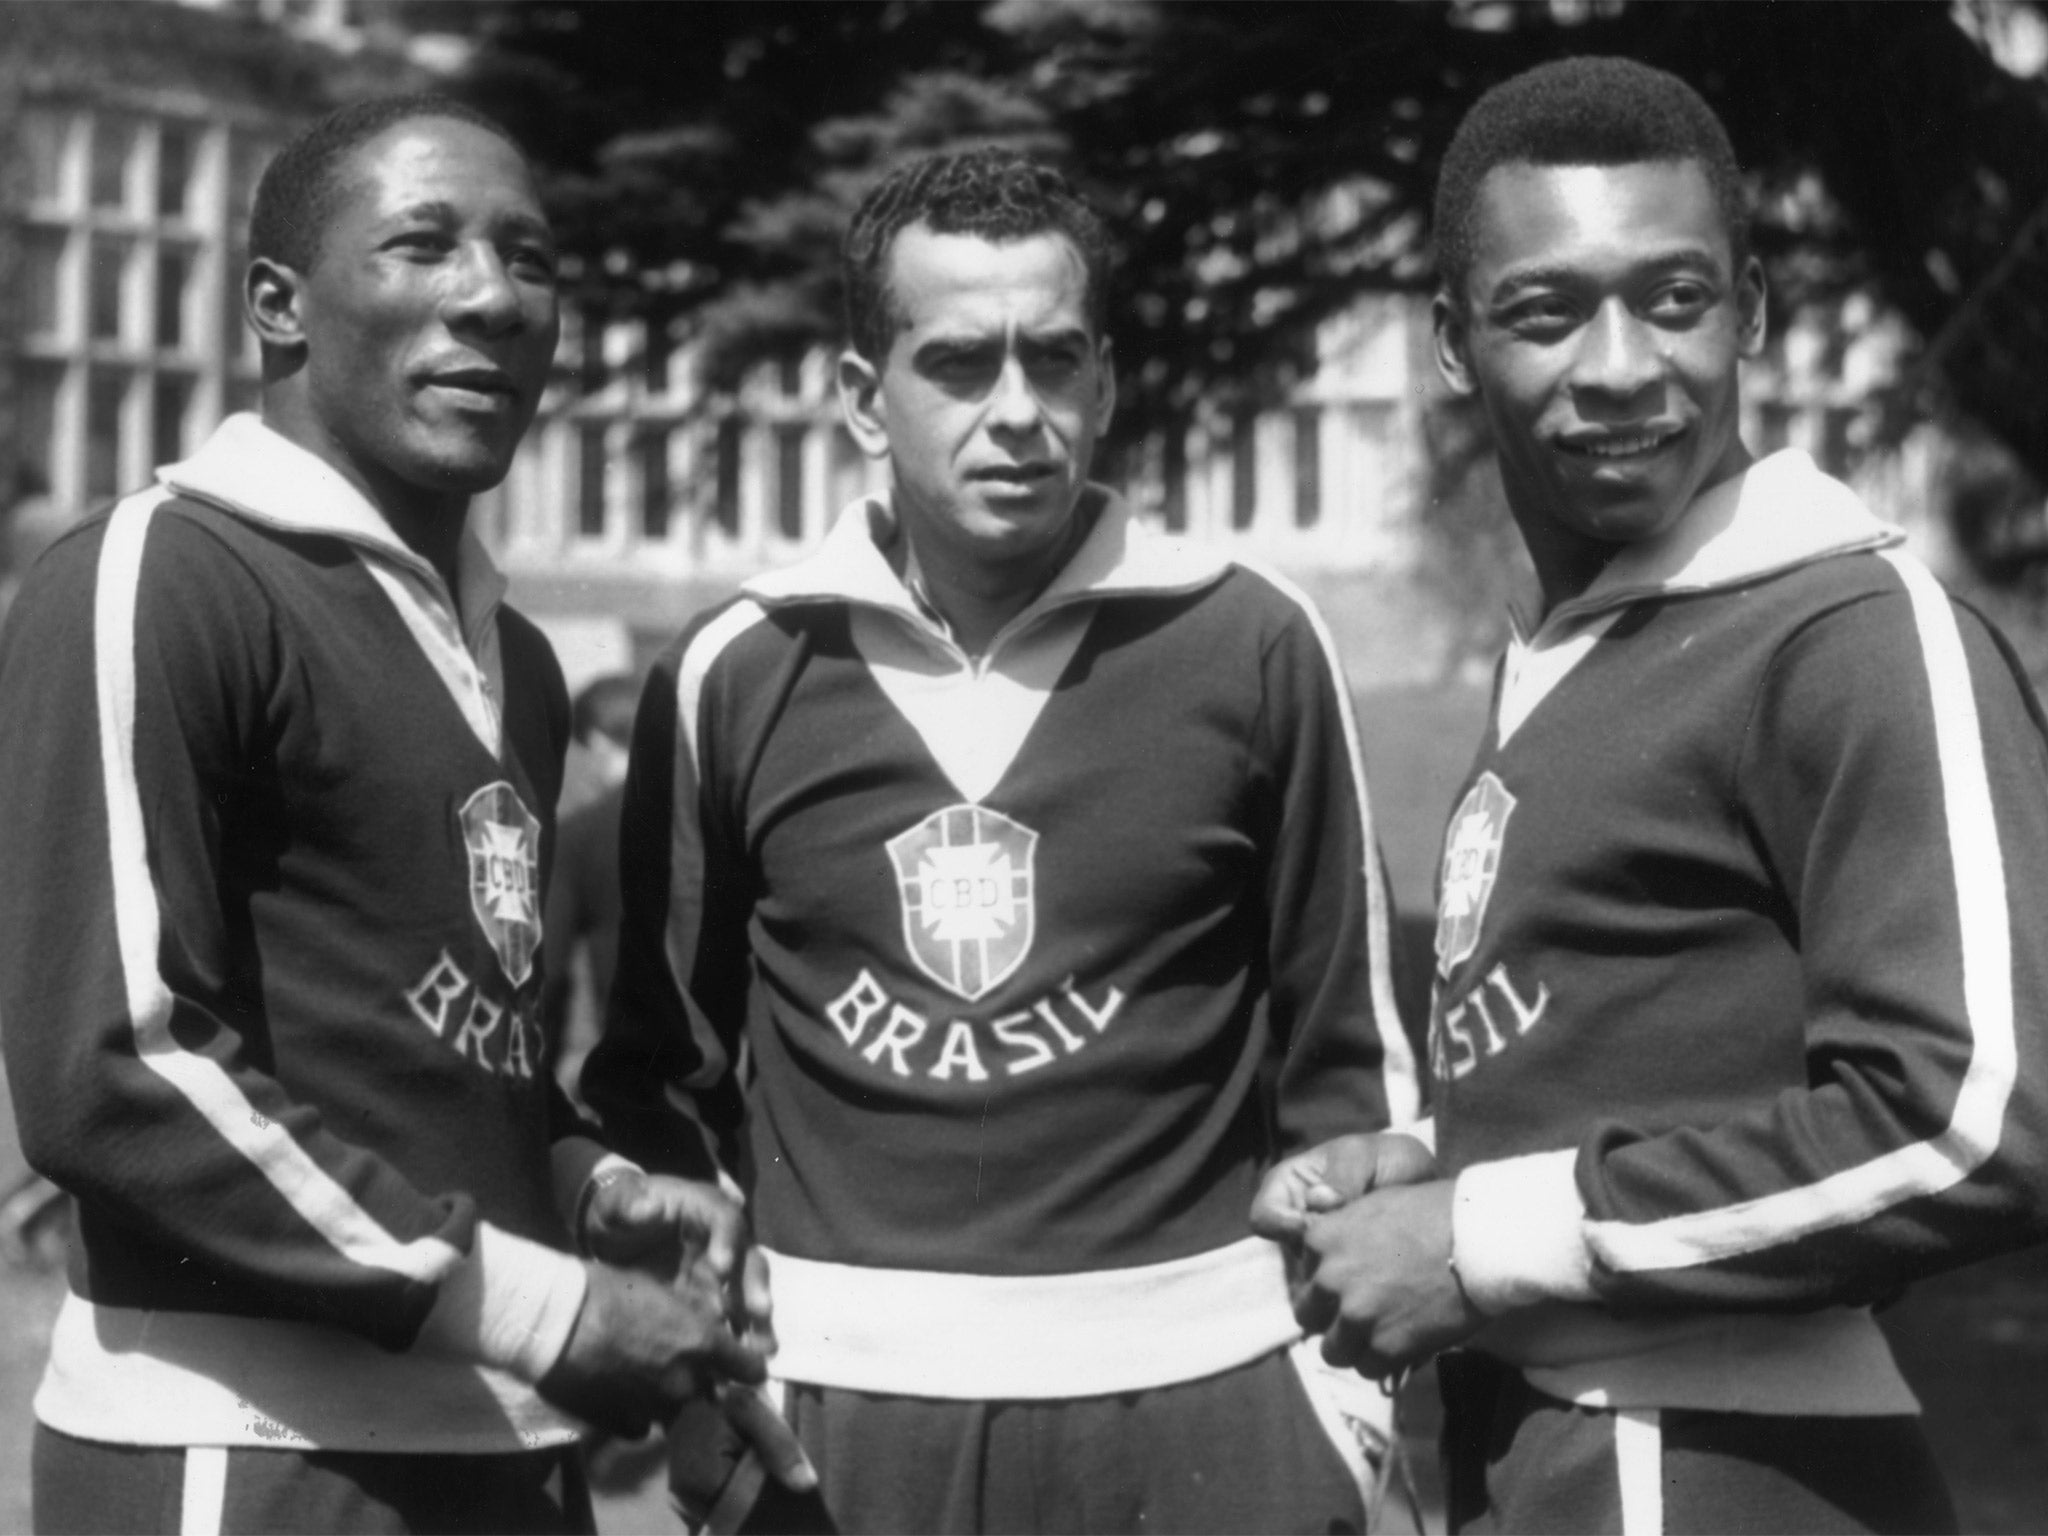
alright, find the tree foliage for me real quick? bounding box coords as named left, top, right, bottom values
left=423, top=0, right=2048, bottom=567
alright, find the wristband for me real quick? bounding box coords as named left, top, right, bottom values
left=574, top=1164, right=643, bottom=1257
left=1447, top=1237, right=1477, bottom=1309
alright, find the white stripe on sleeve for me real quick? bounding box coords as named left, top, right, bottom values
left=1236, top=557, right=1423, bottom=1124
left=95, top=492, right=460, bottom=1284
left=1588, top=548, right=2014, bottom=1273
left=664, top=599, right=770, bottom=1084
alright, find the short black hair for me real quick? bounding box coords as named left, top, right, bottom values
left=841, top=148, right=1117, bottom=364
left=571, top=673, right=640, bottom=748
left=1433, top=56, right=1749, bottom=303
left=250, top=94, right=523, bottom=273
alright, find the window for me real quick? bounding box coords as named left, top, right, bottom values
left=24, top=110, right=69, bottom=205
left=1230, top=411, right=1258, bottom=531
left=775, top=424, right=806, bottom=540
left=713, top=417, right=743, bottom=536
left=1293, top=406, right=1322, bottom=528
left=90, top=118, right=137, bottom=211
left=153, top=374, right=196, bottom=469
left=1160, top=428, right=1188, bottom=534
left=18, top=365, right=66, bottom=501
left=644, top=319, right=673, bottom=394
left=156, top=246, right=195, bottom=351
left=578, top=424, right=610, bottom=538
left=89, top=237, right=132, bottom=344
left=24, top=231, right=67, bottom=340
left=640, top=429, right=671, bottom=540
left=14, top=100, right=281, bottom=511
left=158, top=125, right=195, bottom=221
left=86, top=371, right=131, bottom=502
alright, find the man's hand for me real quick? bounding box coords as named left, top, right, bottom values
left=538, top=1259, right=771, bottom=1440
left=1249, top=1131, right=1438, bottom=1241
left=1288, top=1179, right=1485, bottom=1378
left=583, top=1171, right=775, bottom=1357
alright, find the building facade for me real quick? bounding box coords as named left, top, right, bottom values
left=0, top=1, right=1967, bottom=690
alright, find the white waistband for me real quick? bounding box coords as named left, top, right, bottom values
left=760, top=1236, right=1302, bottom=1399
left=35, top=1293, right=585, bottom=1451
left=1480, top=1303, right=1919, bottom=1415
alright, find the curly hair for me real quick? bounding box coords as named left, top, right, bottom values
left=250, top=95, right=525, bottom=274
left=841, top=148, right=1117, bottom=363
left=1433, top=56, right=1749, bottom=303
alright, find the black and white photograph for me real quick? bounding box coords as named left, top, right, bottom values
left=3, top=3, right=2048, bottom=1532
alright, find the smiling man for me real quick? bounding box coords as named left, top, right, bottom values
left=0, top=96, right=781, bottom=1534
left=581, top=148, right=1420, bottom=1533
left=1254, top=56, right=2048, bottom=1534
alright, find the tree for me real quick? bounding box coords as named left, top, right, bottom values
left=426, top=1, right=2048, bottom=577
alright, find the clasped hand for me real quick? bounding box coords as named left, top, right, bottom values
left=1250, top=1132, right=1486, bottom=1378
left=540, top=1172, right=813, bottom=1493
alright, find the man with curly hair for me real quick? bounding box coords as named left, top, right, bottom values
left=582, top=147, right=1421, bottom=1533
left=1256, top=55, right=2048, bottom=1534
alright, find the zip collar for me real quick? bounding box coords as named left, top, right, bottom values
left=743, top=485, right=1230, bottom=654
left=1515, top=449, right=1905, bottom=645
left=158, top=413, right=509, bottom=647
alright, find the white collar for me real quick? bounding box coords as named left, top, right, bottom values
left=1518, top=449, right=1904, bottom=642
left=743, top=485, right=1231, bottom=628
left=159, top=413, right=508, bottom=636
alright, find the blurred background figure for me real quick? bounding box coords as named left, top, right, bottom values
left=543, top=672, right=640, bottom=1103
left=0, top=471, right=73, bottom=1270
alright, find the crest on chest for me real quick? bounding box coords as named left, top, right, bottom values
left=1436, top=771, right=1515, bottom=979
left=459, top=781, right=543, bottom=986
left=886, top=802, right=1039, bottom=1002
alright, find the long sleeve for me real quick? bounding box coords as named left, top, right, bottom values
left=0, top=501, right=582, bottom=1376
left=579, top=609, right=756, bottom=1184
left=1454, top=557, right=2048, bottom=1316
left=1255, top=596, right=1423, bottom=1153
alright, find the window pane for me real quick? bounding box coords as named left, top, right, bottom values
left=714, top=418, right=742, bottom=536
left=18, top=364, right=64, bottom=500
left=24, top=230, right=67, bottom=340
left=153, top=375, right=196, bottom=470
left=640, top=430, right=670, bottom=539
left=1161, top=429, right=1187, bottom=534
left=1230, top=413, right=1257, bottom=531
left=644, top=319, right=673, bottom=393
left=86, top=372, right=129, bottom=502
left=775, top=425, right=805, bottom=540
left=157, top=247, right=194, bottom=350
left=91, top=117, right=137, bottom=211
left=89, top=238, right=131, bottom=343
left=578, top=424, right=609, bottom=538
left=1293, top=407, right=1322, bottom=529
left=23, top=110, right=68, bottom=205
left=579, top=311, right=608, bottom=394
left=158, top=124, right=195, bottom=219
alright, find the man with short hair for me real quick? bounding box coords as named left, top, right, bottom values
left=1256, top=56, right=2048, bottom=1534
left=0, top=95, right=780, bottom=1534
left=543, top=672, right=641, bottom=1093
left=582, top=147, right=1420, bottom=1533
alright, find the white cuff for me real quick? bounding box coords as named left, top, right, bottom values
left=1452, top=1150, right=1596, bottom=1314
left=415, top=1221, right=589, bottom=1385
left=1394, top=1117, right=1437, bottom=1158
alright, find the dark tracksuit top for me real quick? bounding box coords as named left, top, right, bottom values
left=1428, top=449, right=2048, bottom=1415
left=0, top=415, right=604, bottom=1453
left=581, top=489, right=1422, bottom=1403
